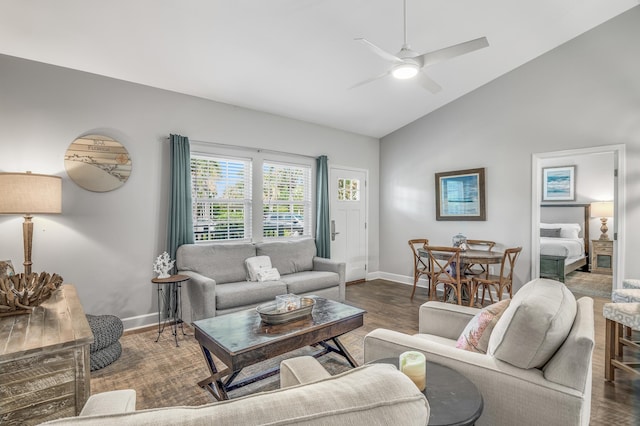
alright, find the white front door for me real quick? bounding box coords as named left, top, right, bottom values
left=329, top=167, right=367, bottom=282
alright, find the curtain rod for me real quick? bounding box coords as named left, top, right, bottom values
left=167, top=137, right=318, bottom=160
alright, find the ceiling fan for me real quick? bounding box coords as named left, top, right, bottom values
left=351, top=0, right=489, bottom=93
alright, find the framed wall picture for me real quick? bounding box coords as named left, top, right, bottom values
left=542, top=166, right=575, bottom=201
left=435, top=168, right=486, bottom=221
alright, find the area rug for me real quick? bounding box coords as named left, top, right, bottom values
left=564, top=271, right=612, bottom=298
left=90, top=326, right=353, bottom=410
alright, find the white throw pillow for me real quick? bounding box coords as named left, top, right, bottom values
left=488, top=278, right=577, bottom=369
left=245, top=256, right=272, bottom=282
left=257, top=268, right=281, bottom=282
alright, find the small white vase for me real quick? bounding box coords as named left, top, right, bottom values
left=157, top=271, right=171, bottom=279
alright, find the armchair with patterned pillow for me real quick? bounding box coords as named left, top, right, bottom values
left=364, top=278, right=595, bottom=426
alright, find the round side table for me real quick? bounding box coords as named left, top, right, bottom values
left=151, top=274, right=190, bottom=347
left=373, top=358, right=483, bottom=426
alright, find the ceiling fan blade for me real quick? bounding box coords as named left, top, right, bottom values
left=418, top=37, right=489, bottom=67
left=355, top=38, right=403, bottom=63
left=348, top=70, right=391, bottom=90
left=417, top=72, right=442, bottom=94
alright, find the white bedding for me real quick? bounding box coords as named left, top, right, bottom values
left=540, top=237, right=585, bottom=259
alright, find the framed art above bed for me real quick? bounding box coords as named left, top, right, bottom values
left=539, top=203, right=590, bottom=282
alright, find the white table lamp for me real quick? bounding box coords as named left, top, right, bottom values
left=0, top=172, right=62, bottom=275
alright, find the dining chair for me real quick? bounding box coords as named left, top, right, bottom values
left=408, top=239, right=430, bottom=300
left=463, top=239, right=496, bottom=277
left=423, top=245, right=471, bottom=305
left=471, top=247, right=522, bottom=305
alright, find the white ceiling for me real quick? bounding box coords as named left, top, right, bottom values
left=0, top=1, right=637, bottom=138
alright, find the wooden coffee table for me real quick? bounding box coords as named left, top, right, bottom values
left=193, top=296, right=365, bottom=400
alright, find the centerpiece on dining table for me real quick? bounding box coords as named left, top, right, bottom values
left=452, top=233, right=468, bottom=251
left=256, top=293, right=316, bottom=325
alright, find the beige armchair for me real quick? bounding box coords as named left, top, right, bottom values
left=364, top=278, right=595, bottom=426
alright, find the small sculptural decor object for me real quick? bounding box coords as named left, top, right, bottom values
left=153, top=252, right=175, bottom=279
left=0, top=272, right=64, bottom=317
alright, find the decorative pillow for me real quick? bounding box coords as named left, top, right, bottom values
left=245, top=256, right=272, bottom=282
left=488, top=278, right=577, bottom=369
left=540, top=228, right=561, bottom=238
left=456, top=299, right=511, bottom=354
left=257, top=268, right=281, bottom=282
left=0, top=260, right=15, bottom=278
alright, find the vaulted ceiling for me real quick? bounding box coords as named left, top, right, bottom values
left=0, top=1, right=637, bottom=137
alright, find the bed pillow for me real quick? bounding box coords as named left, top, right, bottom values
left=540, top=228, right=562, bottom=238
left=456, top=299, right=511, bottom=354
left=540, top=223, right=580, bottom=239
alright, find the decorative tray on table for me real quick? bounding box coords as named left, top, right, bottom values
left=256, top=297, right=316, bottom=325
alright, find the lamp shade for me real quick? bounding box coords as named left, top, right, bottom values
left=590, top=201, right=613, bottom=218
left=0, top=172, right=62, bottom=214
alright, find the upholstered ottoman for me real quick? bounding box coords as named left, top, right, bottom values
left=86, top=314, right=124, bottom=371
left=612, top=289, right=640, bottom=303
left=603, top=302, right=640, bottom=381
left=623, top=279, right=640, bottom=289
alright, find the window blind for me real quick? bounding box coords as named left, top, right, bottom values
left=191, top=155, right=252, bottom=241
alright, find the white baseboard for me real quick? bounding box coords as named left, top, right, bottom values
left=121, top=312, right=158, bottom=332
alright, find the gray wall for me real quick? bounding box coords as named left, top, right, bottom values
left=0, top=55, right=380, bottom=328
left=379, top=7, right=640, bottom=290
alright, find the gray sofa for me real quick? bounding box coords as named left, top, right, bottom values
left=364, top=278, right=595, bottom=426
left=40, top=357, right=430, bottom=426
left=177, top=238, right=346, bottom=322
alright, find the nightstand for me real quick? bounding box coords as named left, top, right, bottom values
left=591, top=239, right=613, bottom=275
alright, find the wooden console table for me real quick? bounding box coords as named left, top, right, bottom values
left=0, top=284, right=94, bottom=425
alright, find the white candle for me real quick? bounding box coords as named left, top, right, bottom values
left=399, top=351, right=426, bottom=391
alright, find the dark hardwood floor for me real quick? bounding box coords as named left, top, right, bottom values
left=93, top=279, right=639, bottom=424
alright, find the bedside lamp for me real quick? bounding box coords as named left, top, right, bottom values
left=0, top=172, right=62, bottom=275
left=590, top=201, right=614, bottom=240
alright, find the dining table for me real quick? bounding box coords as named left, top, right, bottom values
left=417, top=248, right=504, bottom=267
left=417, top=247, right=504, bottom=305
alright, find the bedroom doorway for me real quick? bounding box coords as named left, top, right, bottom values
left=531, top=145, right=625, bottom=292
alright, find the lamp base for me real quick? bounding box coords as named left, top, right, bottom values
left=23, top=215, right=33, bottom=276
left=599, top=217, right=610, bottom=241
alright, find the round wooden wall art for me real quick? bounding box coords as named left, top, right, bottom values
left=64, top=134, right=132, bottom=192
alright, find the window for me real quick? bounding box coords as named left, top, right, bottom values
left=263, top=161, right=312, bottom=238
left=191, top=155, right=252, bottom=241
left=337, top=178, right=360, bottom=201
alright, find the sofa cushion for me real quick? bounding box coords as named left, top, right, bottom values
left=488, top=278, right=577, bottom=369
left=456, top=299, right=510, bottom=354
left=256, top=239, right=316, bottom=275
left=177, top=243, right=256, bottom=284
left=215, top=281, right=287, bottom=310
left=280, top=271, right=339, bottom=294
left=42, top=364, right=429, bottom=426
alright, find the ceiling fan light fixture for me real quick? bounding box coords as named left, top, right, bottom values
left=391, top=62, right=419, bottom=79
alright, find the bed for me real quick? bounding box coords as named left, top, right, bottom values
left=539, top=204, right=590, bottom=282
